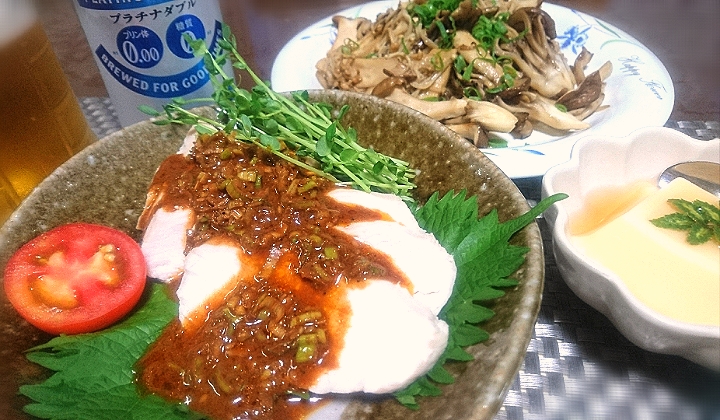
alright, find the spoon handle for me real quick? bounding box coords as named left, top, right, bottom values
left=659, top=161, right=720, bottom=198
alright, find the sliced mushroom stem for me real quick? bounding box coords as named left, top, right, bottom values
left=465, top=99, right=518, bottom=132
left=330, top=16, right=365, bottom=51
left=569, top=93, right=606, bottom=120
left=557, top=71, right=602, bottom=111
left=596, top=61, right=613, bottom=81
left=385, top=89, right=468, bottom=120
left=572, top=46, right=594, bottom=83
left=446, top=122, right=493, bottom=147
left=453, top=30, right=503, bottom=85
left=496, top=93, right=590, bottom=131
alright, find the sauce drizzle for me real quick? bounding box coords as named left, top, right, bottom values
left=137, top=132, right=410, bottom=419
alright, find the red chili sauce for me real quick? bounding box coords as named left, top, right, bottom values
left=137, top=132, right=410, bottom=419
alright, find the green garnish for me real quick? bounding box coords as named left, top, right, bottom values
left=395, top=191, right=566, bottom=408
left=454, top=55, right=472, bottom=81
left=650, top=198, right=720, bottom=245
left=470, top=12, right=511, bottom=52
left=142, top=24, right=415, bottom=201
left=407, top=0, right=466, bottom=28
left=470, top=12, right=523, bottom=94
left=488, top=136, right=509, bottom=148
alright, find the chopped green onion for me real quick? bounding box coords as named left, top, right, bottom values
left=323, top=246, right=338, bottom=260
left=290, top=311, right=322, bottom=327
left=225, top=180, right=242, bottom=199
left=295, top=334, right=319, bottom=363
left=237, top=170, right=257, bottom=182
left=297, top=179, right=317, bottom=193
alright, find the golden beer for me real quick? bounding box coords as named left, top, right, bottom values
left=0, top=1, right=96, bottom=224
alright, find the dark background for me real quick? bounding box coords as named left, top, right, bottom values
left=38, top=0, right=719, bottom=122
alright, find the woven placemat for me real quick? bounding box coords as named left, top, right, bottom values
left=79, top=97, right=720, bottom=419
left=81, top=97, right=122, bottom=139
left=495, top=220, right=720, bottom=420
left=663, top=120, right=720, bottom=141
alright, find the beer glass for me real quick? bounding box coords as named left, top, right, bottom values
left=0, top=0, right=96, bottom=225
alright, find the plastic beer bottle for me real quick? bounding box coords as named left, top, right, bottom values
left=73, top=0, right=232, bottom=127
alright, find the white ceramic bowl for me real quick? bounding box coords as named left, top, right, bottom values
left=541, top=126, right=720, bottom=370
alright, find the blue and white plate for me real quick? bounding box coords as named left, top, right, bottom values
left=271, top=1, right=674, bottom=179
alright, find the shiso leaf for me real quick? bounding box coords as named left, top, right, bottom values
left=20, top=284, right=203, bottom=420
left=394, top=191, right=566, bottom=409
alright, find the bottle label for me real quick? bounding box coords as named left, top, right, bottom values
left=74, top=0, right=230, bottom=126
left=94, top=20, right=221, bottom=98
left=76, top=0, right=178, bottom=11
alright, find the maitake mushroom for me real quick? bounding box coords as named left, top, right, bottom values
left=315, top=0, right=612, bottom=146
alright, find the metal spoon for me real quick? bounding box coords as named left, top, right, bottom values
left=658, top=161, right=720, bottom=197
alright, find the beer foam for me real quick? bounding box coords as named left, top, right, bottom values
left=0, top=0, right=36, bottom=48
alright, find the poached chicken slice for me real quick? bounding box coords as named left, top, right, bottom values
left=328, top=188, right=456, bottom=315
left=309, top=280, right=449, bottom=394
left=326, top=188, right=420, bottom=229
left=337, top=220, right=456, bottom=316
left=176, top=239, right=245, bottom=329
left=141, top=207, right=194, bottom=282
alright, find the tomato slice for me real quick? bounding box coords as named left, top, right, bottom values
left=3, top=223, right=147, bottom=335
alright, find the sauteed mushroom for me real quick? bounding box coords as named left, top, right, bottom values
left=498, top=7, right=575, bottom=98
left=315, top=0, right=612, bottom=147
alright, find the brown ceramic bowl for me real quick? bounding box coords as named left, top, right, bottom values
left=0, top=90, right=543, bottom=419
